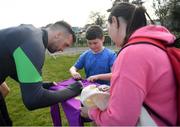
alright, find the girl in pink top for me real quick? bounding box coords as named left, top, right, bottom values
left=80, top=2, right=177, bottom=126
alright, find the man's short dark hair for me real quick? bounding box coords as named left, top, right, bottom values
left=86, top=25, right=104, bottom=40
left=50, top=21, right=76, bottom=43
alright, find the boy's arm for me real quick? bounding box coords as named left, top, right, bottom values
left=87, top=73, right=112, bottom=82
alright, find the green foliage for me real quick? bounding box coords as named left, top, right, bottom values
left=152, top=0, right=180, bottom=33
left=5, top=54, right=86, bottom=126
left=104, top=35, right=113, bottom=46
left=75, top=37, right=87, bottom=47
left=153, top=0, right=169, bottom=26
left=174, top=37, right=180, bottom=48
left=168, top=0, right=180, bottom=32
left=88, top=11, right=106, bottom=27
left=172, top=30, right=180, bottom=48
left=75, top=35, right=114, bottom=47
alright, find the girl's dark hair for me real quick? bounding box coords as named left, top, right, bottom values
left=108, top=2, right=147, bottom=45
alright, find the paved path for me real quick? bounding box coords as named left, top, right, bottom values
left=47, top=46, right=119, bottom=57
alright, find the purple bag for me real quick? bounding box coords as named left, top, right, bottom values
left=50, top=78, right=99, bottom=126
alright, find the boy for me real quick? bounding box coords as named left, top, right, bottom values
left=69, top=25, right=116, bottom=85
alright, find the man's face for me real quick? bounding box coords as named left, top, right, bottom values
left=87, top=38, right=104, bottom=53
left=48, top=32, right=73, bottom=53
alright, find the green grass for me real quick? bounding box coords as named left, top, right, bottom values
left=5, top=54, right=86, bottom=126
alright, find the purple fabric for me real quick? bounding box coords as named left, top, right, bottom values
left=61, top=98, right=82, bottom=126
left=50, top=104, right=61, bottom=126
left=50, top=78, right=99, bottom=126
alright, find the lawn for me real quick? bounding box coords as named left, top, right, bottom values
left=5, top=54, right=85, bottom=126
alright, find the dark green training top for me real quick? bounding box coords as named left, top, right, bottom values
left=0, top=24, right=82, bottom=110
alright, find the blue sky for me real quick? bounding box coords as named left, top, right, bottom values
left=0, top=0, right=155, bottom=29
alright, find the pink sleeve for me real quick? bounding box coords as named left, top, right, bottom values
left=88, top=45, right=154, bottom=125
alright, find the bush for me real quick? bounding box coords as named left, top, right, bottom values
left=104, top=35, right=113, bottom=46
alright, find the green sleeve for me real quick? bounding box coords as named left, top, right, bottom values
left=13, top=47, right=42, bottom=83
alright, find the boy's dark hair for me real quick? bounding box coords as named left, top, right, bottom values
left=86, top=25, right=104, bottom=40
left=108, top=3, right=147, bottom=45
left=50, top=21, right=76, bottom=43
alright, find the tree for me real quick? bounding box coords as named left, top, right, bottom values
left=152, top=0, right=169, bottom=26
left=168, top=0, right=180, bottom=48
left=168, top=0, right=180, bottom=32
left=88, top=11, right=106, bottom=27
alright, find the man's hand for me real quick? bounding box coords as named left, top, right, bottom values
left=53, top=81, right=58, bottom=86
left=0, top=82, right=10, bottom=97
left=67, top=81, right=83, bottom=94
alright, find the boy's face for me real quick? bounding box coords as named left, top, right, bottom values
left=87, top=38, right=104, bottom=53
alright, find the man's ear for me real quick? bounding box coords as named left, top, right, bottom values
left=55, top=32, right=61, bottom=39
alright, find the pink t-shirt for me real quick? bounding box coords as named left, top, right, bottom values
left=89, top=44, right=177, bottom=126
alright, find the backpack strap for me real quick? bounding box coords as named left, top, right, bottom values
left=126, top=37, right=167, bottom=51
left=117, top=37, right=167, bottom=56
left=119, top=37, right=175, bottom=126
left=143, top=103, right=173, bottom=126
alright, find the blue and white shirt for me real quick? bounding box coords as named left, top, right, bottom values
left=74, top=47, right=116, bottom=85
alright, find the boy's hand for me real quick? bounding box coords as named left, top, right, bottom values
left=87, top=75, right=98, bottom=82
left=98, top=85, right=110, bottom=92
left=72, top=72, right=81, bottom=80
